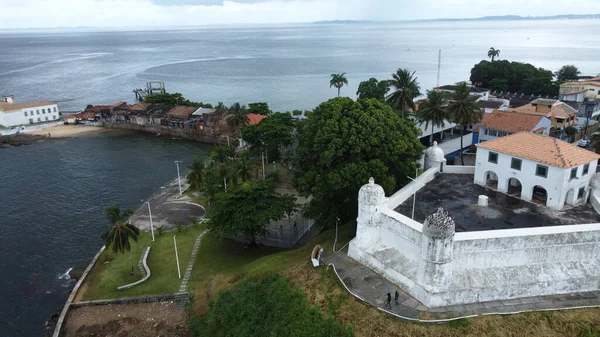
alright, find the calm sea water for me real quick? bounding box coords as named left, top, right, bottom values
left=0, top=20, right=599, bottom=336
left=1, top=20, right=599, bottom=112
left=0, top=132, right=210, bottom=337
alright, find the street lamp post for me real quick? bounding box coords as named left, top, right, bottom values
left=147, top=201, right=155, bottom=242
left=174, top=235, right=181, bottom=279
left=174, top=160, right=182, bottom=196
left=261, top=152, right=266, bottom=180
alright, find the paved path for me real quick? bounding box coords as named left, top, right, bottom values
left=179, top=230, right=207, bottom=293
left=130, top=176, right=205, bottom=231
left=324, top=249, right=600, bottom=321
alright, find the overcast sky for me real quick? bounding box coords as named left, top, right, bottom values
left=0, top=0, right=598, bottom=29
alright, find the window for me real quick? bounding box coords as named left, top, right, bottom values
left=42, top=109, right=45, bottom=114
left=584, top=163, right=590, bottom=175
left=536, top=164, right=548, bottom=178
left=44, top=116, right=48, bottom=121
left=29, top=118, right=33, bottom=124
left=511, top=158, right=522, bottom=171
left=37, top=118, right=41, bottom=122
left=578, top=187, right=586, bottom=199
left=489, top=130, right=498, bottom=137
left=36, top=110, right=40, bottom=115
left=53, top=107, right=57, bottom=112
left=24, top=111, right=27, bottom=116
left=570, top=168, right=577, bottom=180
left=484, top=129, right=489, bottom=135
left=53, top=116, right=57, bottom=120
left=488, top=152, right=498, bottom=164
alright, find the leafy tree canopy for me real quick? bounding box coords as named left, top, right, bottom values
left=240, top=112, right=295, bottom=161
left=293, top=97, right=424, bottom=226
left=356, top=78, right=390, bottom=102
left=248, top=102, right=271, bottom=116
left=470, top=60, right=558, bottom=96
left=143, top=93, right=212, bottom=108
left=555, top=65, right=581, bottom=82
left=189, top=273, right=354, bottom=337
left=207, top=180, right=297, bottom=244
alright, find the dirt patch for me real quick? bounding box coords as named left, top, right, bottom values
left=64, top=302, right=188, bottom=337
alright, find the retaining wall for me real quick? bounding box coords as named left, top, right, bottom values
left=103, top=122, right=230, bottom=145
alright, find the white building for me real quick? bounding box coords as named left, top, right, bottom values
left=436, top=84, right=490, bottom=101
left=478, top=110, right=551, bottom=142
left=474, top=132, right=600, bottom=210
left=0, top=96, right=60, bottom=127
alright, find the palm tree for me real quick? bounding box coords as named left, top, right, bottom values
left=487, top=47, right=500, bottom=62
left=102, top=206, right=139, bottom=275
left=386, top=68, right=421, bottom=117
left=235, top=156, right=253, bottom=182
left=215, top=101, right=227, bottom=115
left=187, top=155, right=206, bottom=190
left=330, top=73, right=348, bottom=97
left=416, top=90, right=449, bottom=144
left=447, top=83, right=483, bottom=165
left=225, top=102, right=249, bottom=129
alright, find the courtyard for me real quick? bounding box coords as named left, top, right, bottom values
left=394, top=173, right=600, bottom=232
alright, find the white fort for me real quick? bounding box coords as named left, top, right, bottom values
left=348, top=137, right=600, bottom=308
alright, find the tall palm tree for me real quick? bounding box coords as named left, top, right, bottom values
left=235, top=156, right=253, bottom=182
left=225, top=103, right=249, bottom=129
left=330, top=73, right=348, bottom=97
left=487, top=47, right=500, bottom=62
left=447, top=83, right=483, bottom=165
left=416, top=90, right=449, bottom=144
left=386, top=68, right=421, bottom=117
left=102, top=206, right=139, bottom=276
left=187, top=155, right=206, bottom=190
left=215, top=101, right=227, bottom=115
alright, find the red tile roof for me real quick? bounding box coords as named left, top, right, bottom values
left=480, top=110, right=547, bottom=133
left=477, top=132, right=600, bottom=168
left=247, top=113, right=268, bottom=125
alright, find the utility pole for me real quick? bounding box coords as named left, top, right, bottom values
left=147, top=201, right=154, bottom=242
left=261, top=152, right=266, bottom=180
left=437, top=49, right=442, bottom=88
left=174, top=235, right=181, bottom=279
left=174, top=161, right=182, bottom=196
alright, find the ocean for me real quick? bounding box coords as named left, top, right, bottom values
left=1, top=20, right=599, bottom=113
left=0, top=20, right=599, bottom=336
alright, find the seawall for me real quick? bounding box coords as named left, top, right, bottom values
left=102, top=121, right=232, bottom=145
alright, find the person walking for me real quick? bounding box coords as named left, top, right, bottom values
left=395, top=291, right=400, bottom=305
left=386, top=293, right=392, bottom=309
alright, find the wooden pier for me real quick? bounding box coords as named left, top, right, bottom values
left=133, top=81, right=166, bottom=101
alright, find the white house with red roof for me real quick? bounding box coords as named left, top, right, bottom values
left=0, top=95, right=60, bottom=127
left=475, top=132, right=600, bottom=210
left=478, top=110, right=551, bottom=142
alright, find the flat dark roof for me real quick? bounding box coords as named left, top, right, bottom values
left=394, top=173, right=600, bottom=232
left=437, top=85, right=490, bottom=93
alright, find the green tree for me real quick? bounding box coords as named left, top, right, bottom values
left=143, top=93, right=209, bottom=107
left=101, top=206, right=139, bottom=275
left=189, top=274, right=354, bottom=337
left=447, top=83, right=483, bottom=165
left=487, top=47, right=500, bottom=62
left=565, top=125, right=578, bottom=142
left=293, top=97, right=423, bottom=226
left=208, top=181, right=297, bottom=245
left=248, top=102, right=271, bottom=116
left=235, top=155, right=253, bottom=182
left=226, top=103, right=249, bottom=129
left=470, top=60, right=558, bottom=96
left=240, top=112, right=294, bottom=161
left=555, top=65, right=581, bottom=82
left=202, top=163, right=223, bottom=204
left=416, top=90, right=449, bottom=144
left=386, top=68, right=421, bottom=116
left=187, top=155, right=206, bottom=191
left=215, top=102, right=228, bottom=114
left=356, top=78, right=390, bottom=102
left=330, top=73, right=348, bottom=97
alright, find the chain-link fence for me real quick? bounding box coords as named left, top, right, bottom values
left=256, top=212, right=315, bottom=248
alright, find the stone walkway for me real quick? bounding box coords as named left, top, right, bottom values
left=179, top=230, right=207, bottom=293
left=324, top=250, right=600, bottom=321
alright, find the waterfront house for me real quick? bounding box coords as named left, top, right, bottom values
left=478, top=110, right=551, bottom=142
left=0, top=95, right=60, bottom=127
left=474, top=132, right=600, bottom=210
left=164, top=105, right=196, bottom=129
left=436, top=84, right=491, bottom=100
left=130, top=104, right=172, bottom=126
left=513, top=99, right=577, bottom=128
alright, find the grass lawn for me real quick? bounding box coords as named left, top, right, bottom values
left=188, top=221, right=600, bottom=337
left=78, top=223, right=205, bottom=301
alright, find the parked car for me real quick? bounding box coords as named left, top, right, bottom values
left=578, top=139, right=590, bottom=148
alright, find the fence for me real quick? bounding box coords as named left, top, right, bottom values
left=0, top=121, right=63, bottom=136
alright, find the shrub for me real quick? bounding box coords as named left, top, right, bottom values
left=189, top=273, right=354, bottom=337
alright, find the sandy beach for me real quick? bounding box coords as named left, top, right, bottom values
left=28, top=125, right=109, bottom=138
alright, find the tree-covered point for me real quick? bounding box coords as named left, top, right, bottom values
left=189, top=273, right=354, bottom=337
left=555, top=65, right=581, bottom=83
left=240, top=112, right=295, bottom=161
left=470, top=60, right=558, bottom=96
left=207, top=180, right=297, bottom=245
left=293, top=97, right=424, bottom=226
left=143, top=93, right=213, bottom=108
left=356, top=78, right=390, bottom=102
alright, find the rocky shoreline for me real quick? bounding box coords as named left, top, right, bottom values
left=0, top=133, right=48, bottom=147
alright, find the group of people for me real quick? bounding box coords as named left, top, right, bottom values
left=386, top=291, right=400, bottom=309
